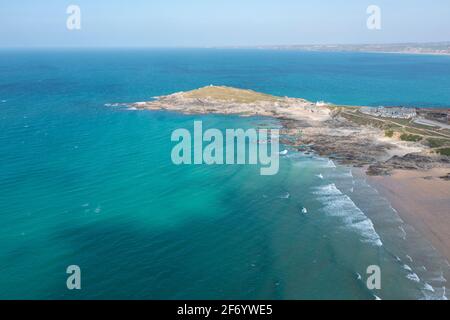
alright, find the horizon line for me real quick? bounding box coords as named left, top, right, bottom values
left=1, top=41, right=450, bottom=50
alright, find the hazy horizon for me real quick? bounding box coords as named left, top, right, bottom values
left=2, top=41, right=450, bottom=50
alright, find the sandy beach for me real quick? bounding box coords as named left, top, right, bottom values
left=368, top=168, right=450, bottom=263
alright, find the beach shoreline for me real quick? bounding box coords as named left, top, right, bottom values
left=128, top=85, right=450, bottom=267
left=367, top=168, right=450, bottom=264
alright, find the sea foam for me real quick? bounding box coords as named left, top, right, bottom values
left=314, top=183, right=383, bottom=247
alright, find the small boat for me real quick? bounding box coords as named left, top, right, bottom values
left=301, top=207, right=308, bottom=214
left=279, top=150, right=288, bottom=156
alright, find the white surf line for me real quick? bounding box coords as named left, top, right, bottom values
left=313, top=183, right=383, bottom=247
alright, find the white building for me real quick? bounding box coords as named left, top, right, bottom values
left=360, top=106, right=417, bottom=119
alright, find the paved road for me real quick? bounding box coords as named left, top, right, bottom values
left=413, top=118, right=450, bottom=130
left=342, top=110, right=450, bottom=139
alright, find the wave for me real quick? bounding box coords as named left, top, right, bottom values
left=277, top=192, right=290, bottom=199
left=104, top=102, right=129, bottom=108
left=313, top=183, right=383, bottom=247
left=403, top=264, right=413, bottom=272
left=424, top=283, right=435, bottom=292
left=398, top=226, right=407, bottom=240
left=406, top=272, right=421, bottom=283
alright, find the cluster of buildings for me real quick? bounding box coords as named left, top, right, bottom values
left=359, top=106, right=417, bottom=119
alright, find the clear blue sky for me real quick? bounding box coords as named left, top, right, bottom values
left=1, top=0, right=449, bottom=47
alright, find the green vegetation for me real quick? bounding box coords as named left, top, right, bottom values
left=426, top=138, right=450, bottom=148
left=437, top=148, right=450, bottom=156
left=400, top=133, right=422, bottom=142
left=184, top=86, right=281, bottom=103
left=346, top=109, right=450, bottom=138
left=341, top=112, right=390, bottom=129
left=388, top=118, right=412, bottom=126
left=384, top=130, right=394, bottom=138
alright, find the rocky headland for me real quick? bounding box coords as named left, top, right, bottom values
left=129, top=85, right=450, bottom=176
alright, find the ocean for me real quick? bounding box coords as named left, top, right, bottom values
left=0, top=49, right=449, bottom=299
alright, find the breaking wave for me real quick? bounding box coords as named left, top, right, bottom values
left=313, top=183, right=383, bottom=247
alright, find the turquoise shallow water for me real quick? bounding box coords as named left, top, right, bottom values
left=0, top=49, right=449, bottom=299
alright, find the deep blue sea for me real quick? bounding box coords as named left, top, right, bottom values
left=0, top=49, right=449, bottom=299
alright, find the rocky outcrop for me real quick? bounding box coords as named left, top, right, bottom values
left=127, top=86, right=450, bottom=176
left=367, top=154, right=450, bottom=176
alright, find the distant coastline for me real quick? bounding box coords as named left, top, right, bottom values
left=215, top=42, right=450, bottom=56
left=4, top=42, right=450, bottom=57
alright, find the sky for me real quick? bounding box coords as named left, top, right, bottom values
left=0, top=0, right=449, bottom=47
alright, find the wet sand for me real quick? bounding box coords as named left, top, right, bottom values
left=368, top=168, right=450, bottom=263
